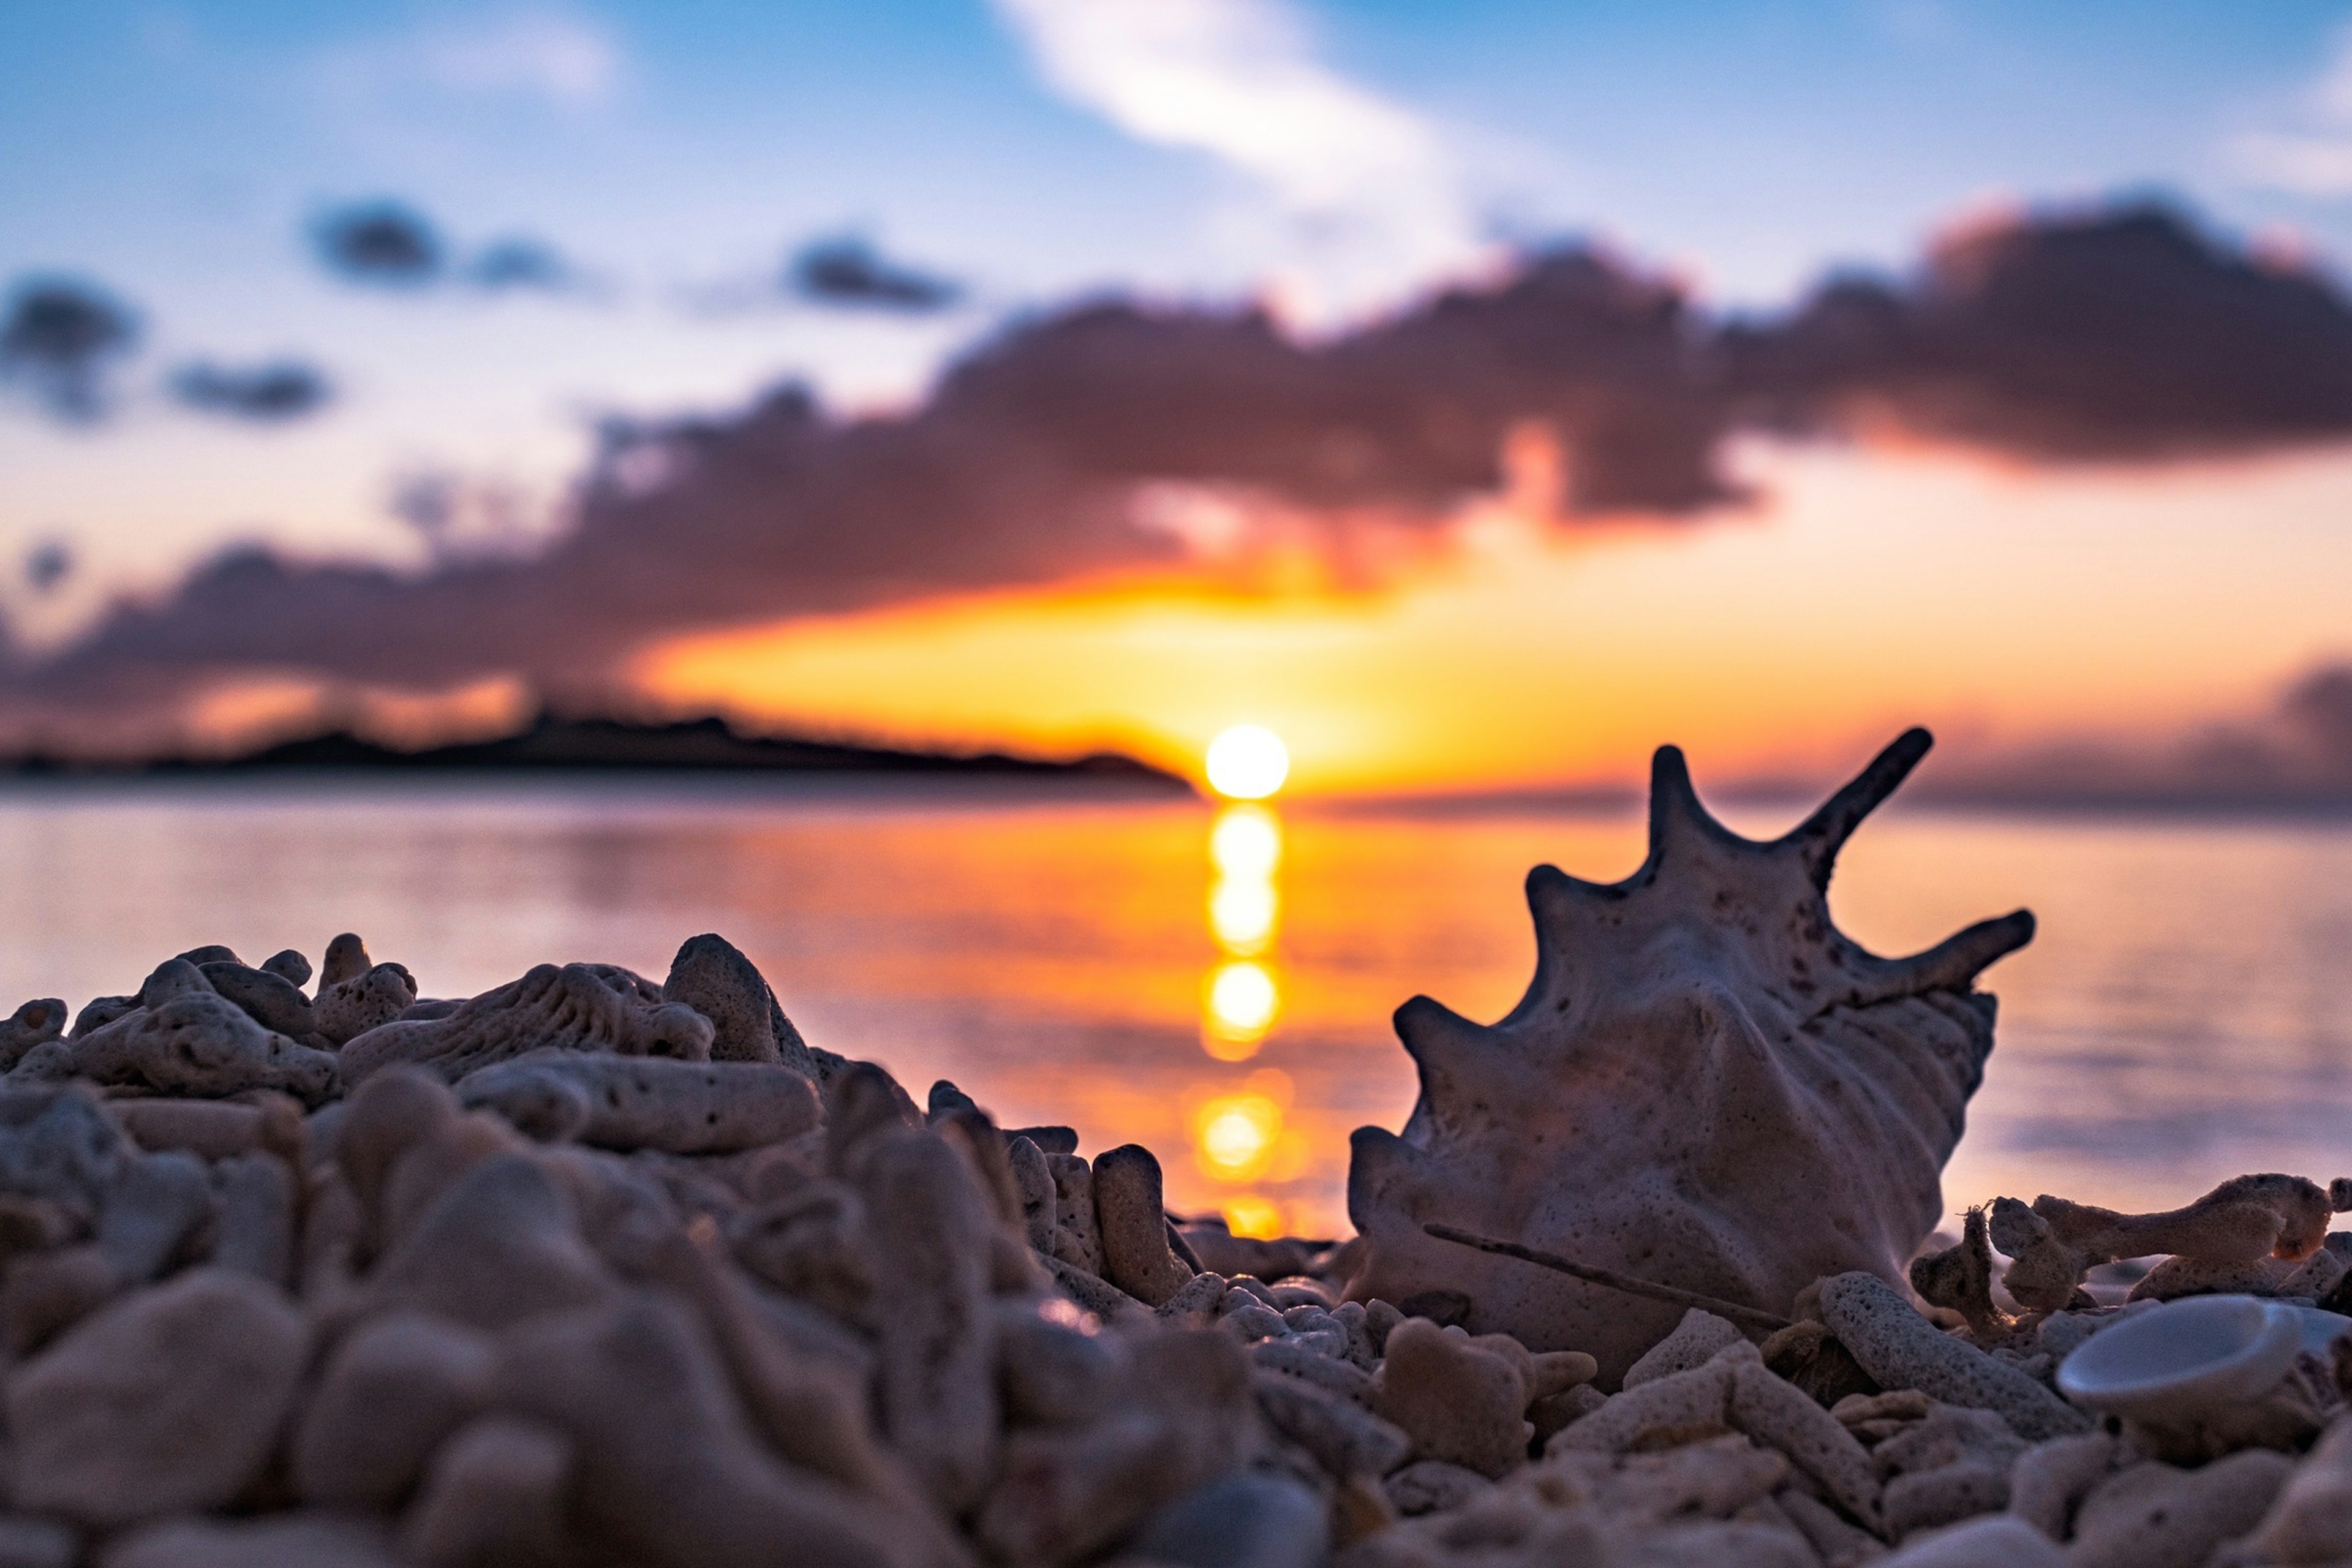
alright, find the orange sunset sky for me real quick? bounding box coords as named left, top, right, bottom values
left=635, top=439, right=2352, bottom=795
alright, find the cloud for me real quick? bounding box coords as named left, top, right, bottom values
left=992, top=0, right=1483, bottom=320
left=312, top=202, right=445, bottom=287
left=2283, top=662, right=2352, bottom=779
left=15, top=200, right=2352, bottom=736
left=310, top=202, right=591, bottom=298
left=315, top=9, right=624, bottom=111
left=4, top=247, right=1719, bottom=718
left=1728, top=204, right=2352, bottom=460
left=466, top=236, right=584, bottom=292
left=1913, top=658, right=2352, bottom=809
left=2231, top=24, right=2352, bottom=196
left=0, top=277, right=140, bottom=423
left=170, top=360, right=334, bottom=422
left=23, top=542, right=72, bottom=597
left=680, top=234, right=962, bottom=318
left=388, top=469, right=554, bottom=563
left=790, top=236, right=963, bottom=312
left=409, top=10, right=620, bottom=105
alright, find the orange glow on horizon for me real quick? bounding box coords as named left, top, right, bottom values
left=1202, top=960, right=1279, bottom=1057
left=630, top=442, right=2352, bottom=797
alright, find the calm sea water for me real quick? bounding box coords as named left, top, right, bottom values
left=2, top=778, right=2347, bottom=1239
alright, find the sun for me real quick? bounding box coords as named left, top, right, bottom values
left=1205, top=725, right=1289, bottom=799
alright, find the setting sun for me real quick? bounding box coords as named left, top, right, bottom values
left=1205, top=726, right=1290, bottom=799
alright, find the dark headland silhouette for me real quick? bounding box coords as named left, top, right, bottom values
left=2, top=713, right=1194, bottom=791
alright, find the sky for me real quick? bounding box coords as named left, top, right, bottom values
left=7, top=1, right=2352, bottom=792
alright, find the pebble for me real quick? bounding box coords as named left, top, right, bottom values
left=1621, top=1306, right=1746, bottom=1388
left=1876, top=1513, right=2064, bottom=1568
left=290, top=1310, right=497, bottom=1509
left=1093, top=1144, right=1194, bottom=1307
left=661, top=933, right=784, bottom=1064
left=9, top=1267, right=309, bottom=1529
left=1373, top=1317, right=1531, bottom=1479
left=1121, top=1471, right=1330, bottom=1568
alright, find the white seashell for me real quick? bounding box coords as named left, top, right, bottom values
left=1341, top=729, right=2035, bottom=1382
left=2056, top=1294, right=2301, bottom=1422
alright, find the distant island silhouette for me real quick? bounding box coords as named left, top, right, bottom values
left=3, top=714, right=1194, bottom=790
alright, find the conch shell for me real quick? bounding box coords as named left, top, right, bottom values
left=1343, top=729, right=2034, bottom=1384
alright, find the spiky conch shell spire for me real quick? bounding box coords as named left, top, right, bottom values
left=1343, top=728, right=2034, bottom=1385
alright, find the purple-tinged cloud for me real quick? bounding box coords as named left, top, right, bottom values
left=24, top=542, right=72, bottom=597
left=14, top=200, right=2352, bottom=744
left=1730, top=204, right=2352, bottom=459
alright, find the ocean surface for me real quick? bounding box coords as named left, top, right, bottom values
left=3, top=777, right=2347, bottom=1240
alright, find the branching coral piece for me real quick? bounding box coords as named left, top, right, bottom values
left=1910, top=1206, right=2012, bottom=1339
left=339, top=963, right=715, bottom=1085
left=1988, top=1174, right=2348, bottom=1313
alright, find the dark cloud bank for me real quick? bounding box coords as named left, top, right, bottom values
left=12, top=200, right=2352, bottom=795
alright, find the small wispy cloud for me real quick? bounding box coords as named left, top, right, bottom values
left=410, top=10, right=621, bottom=105
left=789, top=235, right=964, bottom=312
left=315, top=8, right=624, bottom=111
left=169, top=360, right=334, bottom=422
left=2231, top=23, right=2352, bottom=195
left=308, top=199, right=597, bottom=299
left=0, top=277, right=140, bottom=424
left=992, top=0, right=1485, bottom=322
left=312, top=201, right=446, bottom=287
left=678, top=232, right=969, bottom=318
left=467, top=236, right=587, bottom=293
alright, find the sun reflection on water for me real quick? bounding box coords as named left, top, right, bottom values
left=1207, top=802, right=1282, bottom=957
left=1189, top=1067, right=1301, bottom=1232
left=1194, top=1090, right=1283, bottom=1180
left=1219, top=1194, right=1287, bottom=1240
left=1201, top=800, right=1284, bottom=1058
left=1210, top=804, right=1281, bottom=877
left=1194, top=792, right=1298, bottom=1228
left=1208, top=882, right=1277, bottom=954
left=1203, top=959, right=1279, bottom=1056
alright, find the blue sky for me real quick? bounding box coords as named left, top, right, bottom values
left=7, top=1, right=2352, bottom=648
left=13, top=2, right=2351, bottom=303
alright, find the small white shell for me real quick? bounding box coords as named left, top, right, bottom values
left=2056, top=1294, right=2301, bottom=1421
